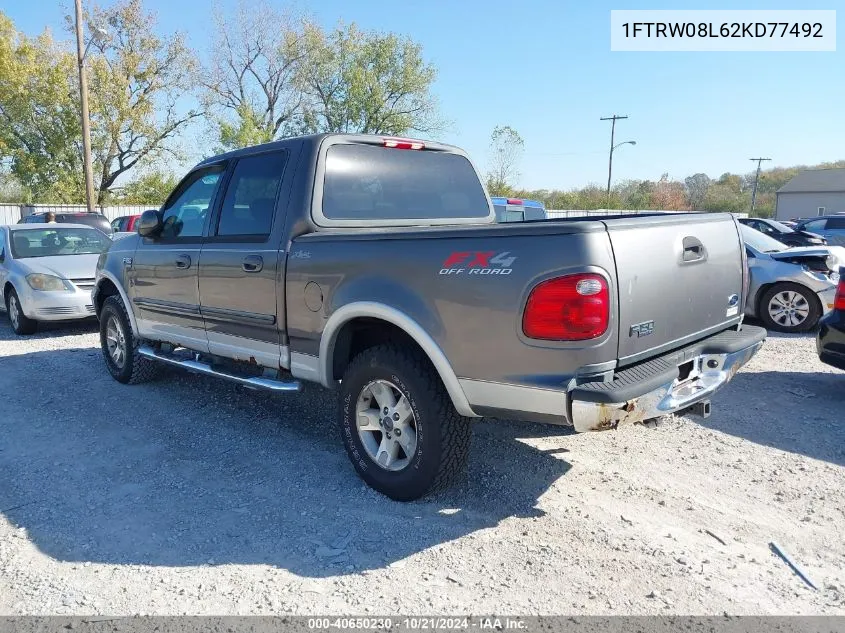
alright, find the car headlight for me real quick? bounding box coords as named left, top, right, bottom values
left=26, top=273, right=69, bottom=291
left=826, top=254, right=839, bottom=272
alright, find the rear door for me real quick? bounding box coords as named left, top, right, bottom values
left=197, top=150, right=290, bottom=368
left=604, top=214, right=745, bottom=364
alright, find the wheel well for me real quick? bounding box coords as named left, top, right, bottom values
left=3, top=282, right=13, bottom=302
left=330, top=317, right=430, bottom=382
left=94, top=278, right=119, bottom=317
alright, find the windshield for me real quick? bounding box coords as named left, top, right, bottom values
left=764, top=219, right=796, bottom=234
left=740, top=224, right=787, bottom=253
left=10, top=227, right=111, bottom=259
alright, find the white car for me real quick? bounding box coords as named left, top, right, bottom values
left=0, top=223, right=111, bottom=335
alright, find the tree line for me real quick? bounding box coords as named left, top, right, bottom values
left=0, top=0, right=439, bottom=204
left=484, top=125, right=845, bottom=218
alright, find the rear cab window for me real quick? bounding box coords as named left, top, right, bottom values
left=316, top=141, right=492, bottom=226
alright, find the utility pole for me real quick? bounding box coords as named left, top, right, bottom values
left=749, top=157, right=772, bottom=216
left=600, top=114, right=628, bottom=203
left=74, top=0, right=96, bottom=213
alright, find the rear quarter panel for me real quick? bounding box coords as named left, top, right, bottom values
left=285, top=223, right=620, bottom=390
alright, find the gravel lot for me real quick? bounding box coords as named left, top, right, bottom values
left=0, top=316, right=843, bottom=616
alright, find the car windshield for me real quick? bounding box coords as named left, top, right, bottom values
left=764, top=219, right=795, bottom=234
left=10, top=227, right=111, bottom=259
left=740, top=224, right=787, bottom=253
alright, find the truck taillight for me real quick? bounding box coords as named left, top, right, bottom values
left=507, top=198, right=524, bottom=205
left=835, top=277, right=845, bottom=311
left=383, top=138, right=424, bottom=150
left=522, top=274, right=609, bottom=341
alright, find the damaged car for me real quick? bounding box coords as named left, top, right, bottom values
left=741, top=224, right=840, bottom=333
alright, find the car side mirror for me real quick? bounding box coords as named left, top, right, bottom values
left=137, top=210, right=163, bottom=238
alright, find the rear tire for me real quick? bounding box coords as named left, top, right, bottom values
left=338, top=344, right=471, bottom=501
left=99, top=295, right=158, bottom=384
left=5, top=288, right=37, bottom=335
left=759, top=282, right=821, bottom=333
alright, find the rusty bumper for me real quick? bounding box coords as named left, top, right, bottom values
left=569, top=333, right=765, bottom=433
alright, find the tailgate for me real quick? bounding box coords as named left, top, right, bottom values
left=604, top=214, right=744, bottom=365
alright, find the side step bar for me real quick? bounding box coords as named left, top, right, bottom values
left=137, top=345, right=301, bottom=393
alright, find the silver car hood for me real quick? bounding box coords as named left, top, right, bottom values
left=16, top=254, right=100, bottom=279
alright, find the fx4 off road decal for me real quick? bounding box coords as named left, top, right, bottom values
left=439, top=251, right=516, bottom=275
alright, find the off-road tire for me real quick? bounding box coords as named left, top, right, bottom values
left=759, top=282, right=822, bottom=333
left=5, top=287, right=37, bottom=335
left=99, top=295, right=158, bottom=384
left=339, top=344, right=471, bottom=501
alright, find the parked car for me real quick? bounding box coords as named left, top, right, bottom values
left=793, top=216, right=845, bottom=246
left=741, top=225, right=839, bottom=333
left=738, top=217, right=826, bottom=247
left=111, top=214, right=143, bottom=233
left=817, top=268, right=845, bottom=370
left=19, top=211, right=113, bottom=235
left=93, top=133, right=765, bottom=500
left=1, top=224, right=112, bottom=334
left=491, top=197, right=547, bottom=222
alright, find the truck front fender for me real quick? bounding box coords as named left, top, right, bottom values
left=318, top=301, right=478, bottom=418
left=94, top=270, right=138, bottom=336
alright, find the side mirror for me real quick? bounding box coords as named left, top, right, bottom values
left=137, top=210, right=163, bottom=238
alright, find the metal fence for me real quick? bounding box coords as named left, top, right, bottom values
left=1, top=203, right=159, bottom=224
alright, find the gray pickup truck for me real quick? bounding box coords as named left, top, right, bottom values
left=93, top=133, right=766, bottom=500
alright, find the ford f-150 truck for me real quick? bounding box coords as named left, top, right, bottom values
left=92, top=133, right=766, bottom=500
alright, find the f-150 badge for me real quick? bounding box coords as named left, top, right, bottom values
left=630, top=320, right=654, bottom=337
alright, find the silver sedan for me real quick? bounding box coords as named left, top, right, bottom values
left=0, top=223, right=111, bottom=335
left=742, top=225, right=839, bottom=333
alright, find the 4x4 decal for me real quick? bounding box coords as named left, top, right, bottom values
left=439, top=251, right=516, bottom=275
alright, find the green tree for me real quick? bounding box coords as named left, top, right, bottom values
left=114, top=171, right=177, bottom=205
left=485, top=125, right=524, bottom=196
left=684, top=173, right=711, bottom=210
left=0, top=12, right=82, bottom=202
left=83, top=0, right=200, bottom=200
left=299, top=21, right=441, bottom=135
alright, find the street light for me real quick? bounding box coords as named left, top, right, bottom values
left=73, top=0, right=108, bottom=214
left=607, top=140, right=636, bottom=198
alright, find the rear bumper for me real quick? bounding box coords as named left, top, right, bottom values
left=569, top=325, right=766, bottom=432
left=817, top=310, right=845, bottom=371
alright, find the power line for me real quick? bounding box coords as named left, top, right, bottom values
left=749, top=157, right=772, bottom=215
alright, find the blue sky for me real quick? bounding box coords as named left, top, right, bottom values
left=7, top=0, right=844, bottom=190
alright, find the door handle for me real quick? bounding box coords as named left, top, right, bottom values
left=175, top=254, right=191, bottom=269
left=681, top=237, right=707, bottom=263
left=242, top=255, right=263, bottom=273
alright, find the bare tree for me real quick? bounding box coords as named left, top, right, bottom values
left=486, top=125, right=524, bottom=196
left=202, top=0, right=306, bottom=149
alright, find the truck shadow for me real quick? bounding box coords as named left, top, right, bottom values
left=0, top=343, right=572, bottom=577
left=695, top=367, right=845, bottom=467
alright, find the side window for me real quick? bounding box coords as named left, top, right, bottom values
left=160, top=165, right=226, bottom=239
left=827, top=218, right=845, bottom=230
left=803, top=219, right=827, bottom=231
left=0, top=229, right=6, bottom=259
left=215, top=152, right=286, bottom=238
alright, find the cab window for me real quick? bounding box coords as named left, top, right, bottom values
left=160, top=165, right=226, bottom=239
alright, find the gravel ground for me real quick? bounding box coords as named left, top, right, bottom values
left=0, top=316, right=843, bottom=616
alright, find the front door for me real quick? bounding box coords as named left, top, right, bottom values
left=131, top=164, right=226, bottom=352
left=198, top=150, right=289, bottom=368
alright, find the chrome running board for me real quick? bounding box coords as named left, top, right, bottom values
left=138, top=345, right=301, bottom=393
